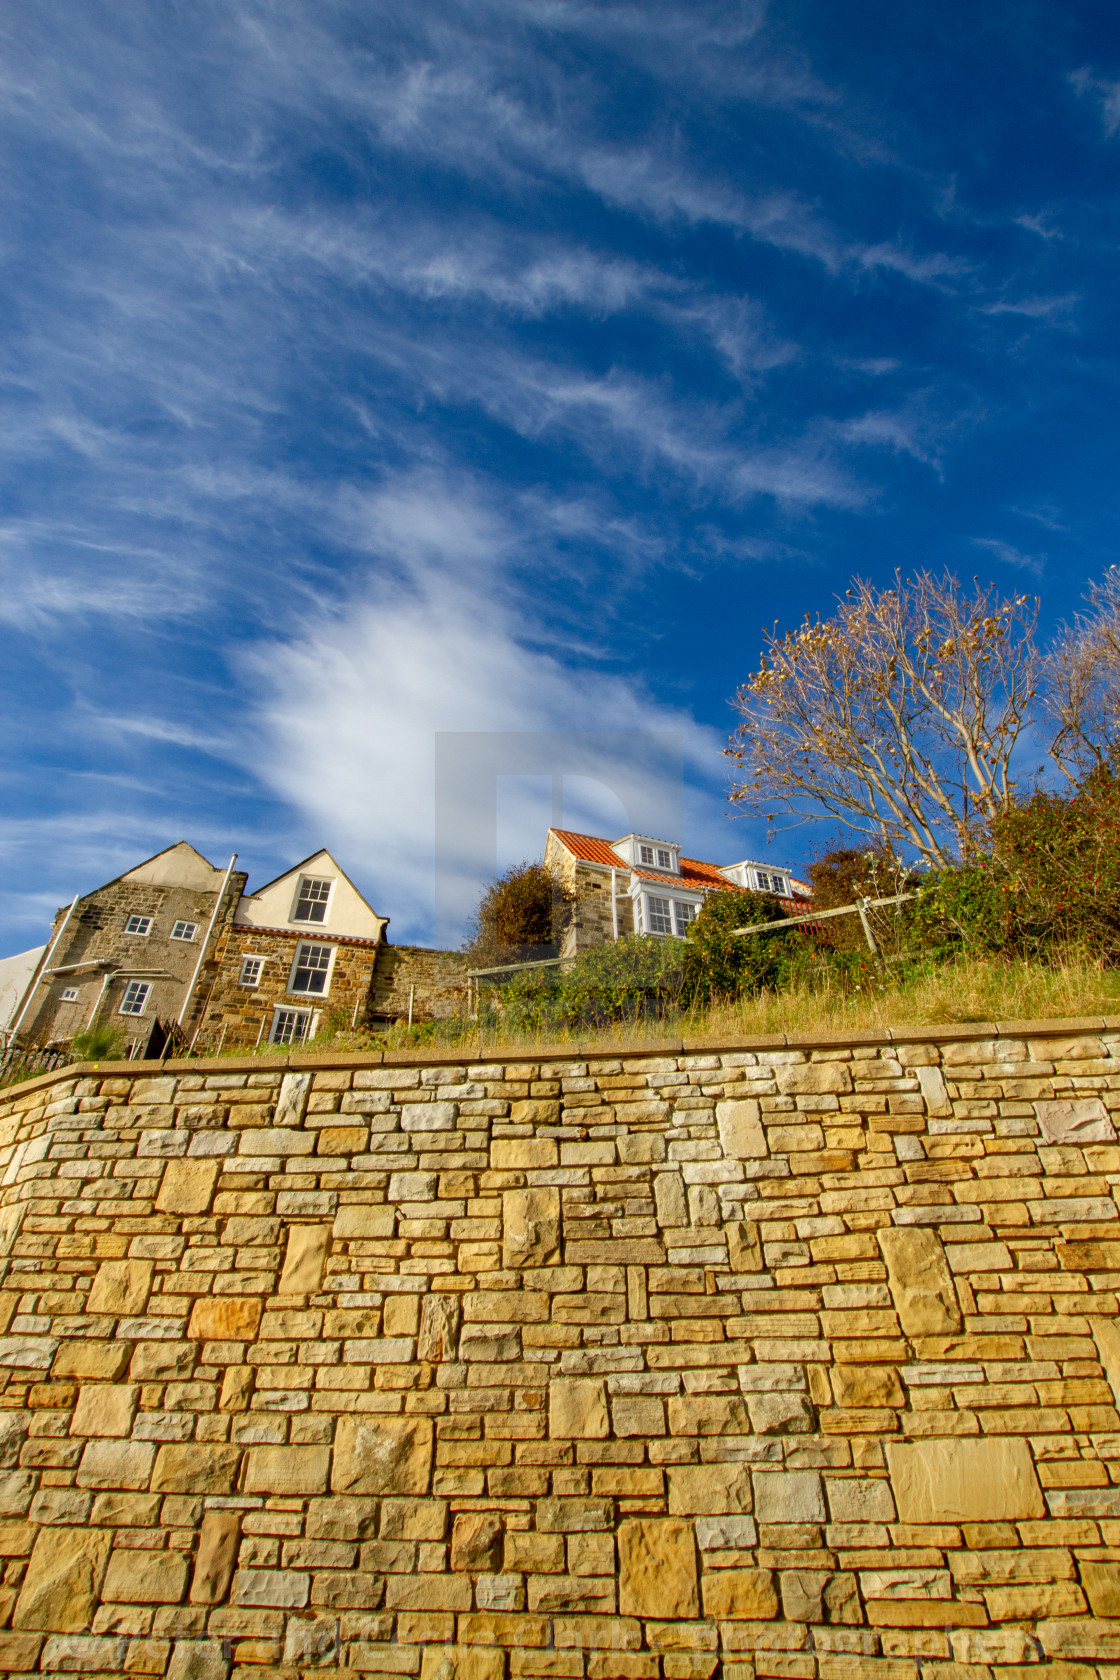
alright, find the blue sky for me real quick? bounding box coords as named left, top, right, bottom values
left=3, top=0, right=1120, bottom=951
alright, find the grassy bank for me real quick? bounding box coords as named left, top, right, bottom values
left=288, top=950, right=1120, bottom=1058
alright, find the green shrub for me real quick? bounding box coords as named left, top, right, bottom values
left=70, top=1023, right=126, bottom=1061
left=681, top=889, right=802, bottom=1005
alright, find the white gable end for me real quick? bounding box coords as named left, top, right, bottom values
left=235, top=850, right=387, bottom=942
left=122, top=842, right=226, bottom=891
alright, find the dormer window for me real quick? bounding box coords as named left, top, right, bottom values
left=657, top=848, right=672, bottom=869
left=639, top=844, right=654, bottom=865
left=755, top=870, right=788, bottom=895
left=292, top=876, right=332, bottom=924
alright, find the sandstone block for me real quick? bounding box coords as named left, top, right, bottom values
left=886, top=1437, right=1044, bottom=1523
left=752, top=1471, right=824, bottom=1525
left=825, top=1476, right=896, bottom=1523
left=1081, top=1560, right=1120, bottom=1617
left=831, top=1366, right=904, bottom=1409
left=1093, top=1317, right=1120, bottom=1409
left=69, top=1383, right=138, bottom=1439
left=130, top=1342, right=195, bottom=1382
left=653, top=1174, right=687, bottom=1229
left=611, top=1397, right=666, bottom=1439
left=417, top=1295, right=461, bottom=1363
left=1035, top=1097, right=1117, bottom=1145
left=219, top=1368, right=254, bottom=1413
left=379, top=1497, right=448, bottom=1539
left=245, top=1445, right=330, bottom=1496
left=618, top=1519, right=698, bottom=1619
left=156, top=1159, right=220, bottom=1216
left=451, top=1512, right=503, bottom=1572
left=188, top=1298, right=262, bottom=1341
left=775, top=1063, right=852, bottom=1096
left=333, top=1205, right=396, bottom=1239
left=503, top=1188, right=561, bottom=1269
left=727, top=1222, right=764, bottom=1272
left=915, top=1065, right=952, bottom=1116
left=332, top=1415, right=433, bottom=1497
left=151, top=1444, right=241, bottom=1495
left=102, top=1548, right=188, bottom=1604
left=279, top=1224, right=331, bottom=1295
left=877, top=1226, right=960, bottom=1338
left=700, top=1568, right=777, bottom=1620
left=86, top=1260, right=153, bottom=1317
left=233, top=1567, right=310, bottom=1609
left=746, top=1392, right=813, bottom=1435
left=76, top=1439, right=156, bottom=1490
left=13, top=1528, right=112, bottom=1632
left=716, top=1100, right=767, bottom=1159
left=668, top=1465, right=752, bottom=1517
left=275, top=1071, right=312, bottom=1127
left=190, top=1511, right=241, bottom=1604
left=283, top=1614, right=340, bottom=1666
left=166, top=1639, right=229, bottom=1680
left=550, top=1379, right=609, bottom=1440
left=401, top=1102, right=457, bottom=1132
left=53, top=1343, right=130, bottom=1382
left=420, top=1647, right=504, bottom=1680
left=491, top=1139, right=559, bottom=1170
left=667, top=1394, right=749, bottom=1437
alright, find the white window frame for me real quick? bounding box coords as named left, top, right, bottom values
left=124, top=915, right=152, bottom=936
left=638, top=844, right=654, bottom=865
left=60, top=987, right=79, bottom=1003
left=288, top=941, right=334, bottom=996
left=769, top=874, right=787, bottom=897
left=239, top=956, right=266, bottom=988
left=270, top=1006, right=314, bottom=1046
left=645, top=895, right=673, bottom=936
left=170, top=920, right=199, bottom=942
left=672, top=900, right=697, bottom=936
left=119, top=980, right=152, bottom=1016
left=656, top=848, right=672, bottom=870
left=291, top=875, right=333, bottom=925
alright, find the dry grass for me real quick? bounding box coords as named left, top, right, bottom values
left=258, top=951, right=1120, bottom=1060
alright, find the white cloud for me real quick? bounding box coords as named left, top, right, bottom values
left=1070, top=68, right=1120, bottom=137
left=242, top=474, right=724, bottom=941
left=971, top=537, right=1046, bottom=578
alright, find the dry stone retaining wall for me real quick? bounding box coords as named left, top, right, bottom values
left=0, top=1022, right=1118, bottom=1678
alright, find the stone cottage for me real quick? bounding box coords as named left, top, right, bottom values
left=8, top=843, right=469, bottom=1055
left=544, top=827, right=812, bottom=955
left=9, top=843, right=246, bottom=1056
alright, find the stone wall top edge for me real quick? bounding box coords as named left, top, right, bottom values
left=3, top=1009, right=1116, bottom=1102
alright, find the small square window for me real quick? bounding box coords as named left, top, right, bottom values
left=673, top=901, right=696, bottom=936
left=770, top=875, right=787, bottom=897
left=60, top=987, right=79, bottom=1002
left=239, top=957, right=264, bottom=988
left=755, top=871, right=772, bottom=892
left=124, top=915, right=152, bottom=936
left=293, top=876, right=332, bottom=923
left=657, top=848, right=672, bottom=869
left=271, top=1007, right=312, bottom=1045
left=171, top=920, right=198, bottom=941
left=290, top=942, right=332, bottom=995
left=646, top=895, right=672, bottom=935
left=639, top=845, right=654, bottom=865
left=120, top=980, right=151, bottom=1016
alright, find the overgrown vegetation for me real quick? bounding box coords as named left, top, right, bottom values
left=462, top=860, right=575, bottom=969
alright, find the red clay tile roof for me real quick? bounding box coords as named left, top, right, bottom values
left=549, top=830, right=809, bottom=904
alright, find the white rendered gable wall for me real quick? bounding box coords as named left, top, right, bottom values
left=234, top=851, right=387, bottom=942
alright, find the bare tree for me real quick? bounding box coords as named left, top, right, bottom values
left=726, top=572, right=1039, bottom=868
left=1047, top=567, right=1120, bottom=779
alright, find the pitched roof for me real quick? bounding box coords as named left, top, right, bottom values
left=548, top=829, right=807, bottom=900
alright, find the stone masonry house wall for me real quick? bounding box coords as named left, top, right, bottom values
left=0, top=1023, right=1117, bottom=1675
left=17, top=847, right=245, bottom=1055
left=191, top=926, right=381, bottom=1051
left=366, top=947, right=469, bottom=1024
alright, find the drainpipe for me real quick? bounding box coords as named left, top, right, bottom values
left=87, top=968, right=116, bottom=1030
left=178, top=855, right=238, bottom=1028
left=610, top=870, right=619, bottom=941
left=9, top=893, right=81, bottom=1041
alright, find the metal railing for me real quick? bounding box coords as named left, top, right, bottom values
left=730, top=890, right=918, bottom=956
